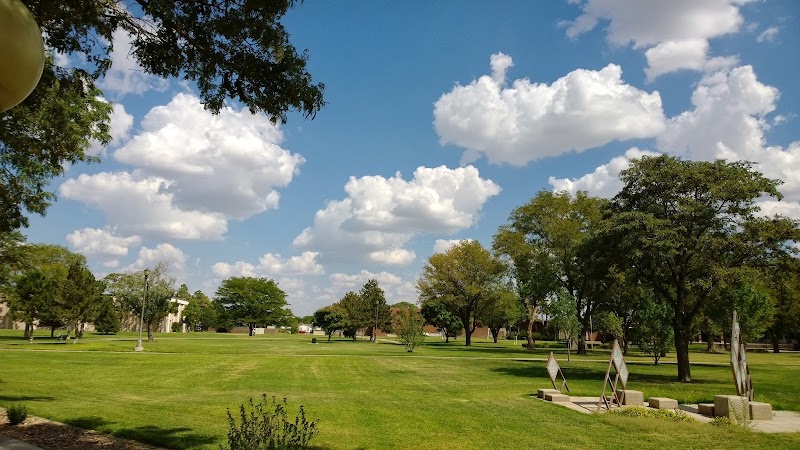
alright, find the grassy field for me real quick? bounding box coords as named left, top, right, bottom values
left=1, top=330, right=799, bottom=449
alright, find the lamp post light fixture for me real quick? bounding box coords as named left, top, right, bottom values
left=134, top=268, right=150, bottom=352
left=0, top=0, right=45, bottom=112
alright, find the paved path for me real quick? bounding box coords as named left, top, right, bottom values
left=538, top=394, right=800, bottom=432
left=0, top=435, right=42, bottom=450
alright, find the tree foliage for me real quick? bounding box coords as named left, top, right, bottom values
left=105, top=262, right=176, bottom=341
left=215, top=276, right=291, bottom=336
left=359, top=279, right=391, bottom=341
left=0, top=58, right=112, bottom=232
left=605, top=155, right=799, bottom=381
left=11, top=269, right=56, bottom=341
left=313, top=305, right=346, bottom=343
left=24, top=0, right=325, bottom=121
left=94, top=295, right=121, bottom=334
left=420, top=300, right=463, bottom=343
left=504, top=190, right=606, bottom=354
left=417, top=240, right=506, bottom=346
left=493, top=225, right=559, bottom=349
left=392, top=305, right=426, bottom=352
left=182, top=290, right=217, bottom=332
left=633, top=296, right=674, bottom=365
left=547, top=290, right=581, bottom=361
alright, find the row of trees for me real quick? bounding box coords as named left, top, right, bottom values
left=312, top=280, right=391, bottom=342
left=0, top=233, right=297, bottom=340
left=418, top=155, right=799, bottom=382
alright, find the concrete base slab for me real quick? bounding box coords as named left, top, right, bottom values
left=545, top=393, right=570, bottom=402
left=750, top=402, right=773, bottom=420
left=649, top=397, right=679, bottom=409
left=537, top=388, right=561, bottom=399
left=621, top=390, right=644, bottom=406
left=697, top=403, right=715, bottom=416
left=714, top=395, right=750, bottom=420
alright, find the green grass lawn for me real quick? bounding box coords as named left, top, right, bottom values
left=1, top=330, right=799, bottom=449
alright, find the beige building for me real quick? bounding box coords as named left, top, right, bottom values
left=0, top=297, right=189, bottom=334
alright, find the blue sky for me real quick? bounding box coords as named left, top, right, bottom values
left=24, top=0, right=800, bottom=316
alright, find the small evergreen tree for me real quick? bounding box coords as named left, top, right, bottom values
left=94, top=296, right=121, bottom=334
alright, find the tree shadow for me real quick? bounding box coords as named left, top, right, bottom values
left=115, top=424, right=217, bottom=449
left=64, top=416, right=110, bottom=430
left=0, top=395, right=55, bottom=402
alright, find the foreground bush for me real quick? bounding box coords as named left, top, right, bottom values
left=7, top=404, right=28, bottom=425
left=223, top=394, right=318, bottom=450
left=610, top=406, right=696, bottom=422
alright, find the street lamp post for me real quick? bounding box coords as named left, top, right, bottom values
left=134, top=268, right=150, bottom=352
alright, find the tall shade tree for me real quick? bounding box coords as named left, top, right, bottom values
left=182, top=290, right=216, bottom=332
left=493, top=225, right=559, bottom=349
left=764, top=260, right=800, bottom=353
left=0, top=231, right=26, bottom=293
left=605, top=155, right=800, bottom=381
left=359, top=279, right=391, bottom=341
left=505, top=190, right=606, bottom=354
left=4, top=1, right=325, bottom=232
left=417, top=240, right=506, bottom=346
left=215, top=276, right=291, bottom=336
left=0, top=59, right=111, bottom=232
left=105, top=262, right=177, bottom=341
left=24, top=0, right=325, bottom=121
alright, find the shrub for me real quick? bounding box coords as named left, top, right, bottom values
left=7, top=404, right=28, bottom=425
left=223, top=394, right=318, bottom=450
left=710, top=416, right=749, bottom=428
left=610, top=406, right=696, bottom=423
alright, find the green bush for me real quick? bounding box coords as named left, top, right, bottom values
left=223, top=394, right=318, bottom=450
left=610, top=406, right=696, bottom=422
left=7, top=404, right=28, bottom=425
left=710, top=416, right=748, bottom=428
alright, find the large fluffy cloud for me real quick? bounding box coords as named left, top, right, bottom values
left=211, top=252, right=325, bottom=278
left=565, top=0, right=749, bottom=79
left=98, top=29, right=169, bottom=97
left=60, top=93, right=303, bottom=240
left=434, top=53, right=665, bottom=165
left=60, top=172, right=228, bottom=240
left=123, top=243, right=188, bottom=275
left=549, top=148, right=659, bottom=198
left=66, top=228, right=142, bottom=268
left=551, top=65, right=800, bottom=219
left=294, top=166, right=500, bottom=263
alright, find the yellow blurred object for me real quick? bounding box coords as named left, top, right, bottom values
left=0, top=0, right=44, bottom=112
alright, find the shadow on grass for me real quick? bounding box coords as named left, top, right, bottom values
left=0, top=395, right=55, bottom=402
left=60, top=416, right=218, bottom=449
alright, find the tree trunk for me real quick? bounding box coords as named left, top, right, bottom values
left=674, top=330, right=691, bottom=382
left=526, top=318, right=535, bottom=349
left=445, top=331, right=450, bottom=343
left=327, top=333, right=332, bottom=343
left=622, top=336, right=629, bottom=356
left=577, top=338, right=586, bottom=355
left=490, top=327, right=499, bottom=343
left=147, top=323, right=154, bottom=342
left=24, top=322, right=32, bottom=340
left=249, top=324, right=255, bottom=336
left=770, top=329, right=780, bottom=353
left=50, top=326, right=56, bottom=338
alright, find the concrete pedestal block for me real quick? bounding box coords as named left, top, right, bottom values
left=621, top=390, right=644, bottom=406
left=648, top=397, right=679, bottom=409
left=545, top=393, right=570, bottom=402
left=697, top=403, right=715, bottom=416
left=750, top=402, right=773, bottom=420
left=537, top=388, right=561, bottom=399
left=714, top=395, right=750, bottom=420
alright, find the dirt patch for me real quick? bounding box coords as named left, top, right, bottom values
left=0, top=411, right=167, bottom=450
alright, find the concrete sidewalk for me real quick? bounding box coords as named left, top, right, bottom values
left=0, top=435, right=43, bottom=450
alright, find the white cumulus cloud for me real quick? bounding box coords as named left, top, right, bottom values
left=66, top=228, right=142, bottom=267
left=60, top=93, right=303, bottom=240
left=123, top=243, right=188, bottom=275
left=565, top=0, right=749, bottom=79
left=211, top=252, right=325, bottom=278
left=432, top=239, right=473, bottom=254
left=293, top=166, right=500, bottom=263
left=434, top=54, right=665, bottom=165
left=548, top=148, right=660, bottom=198
left=99, top=29, right=169, bottom=97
